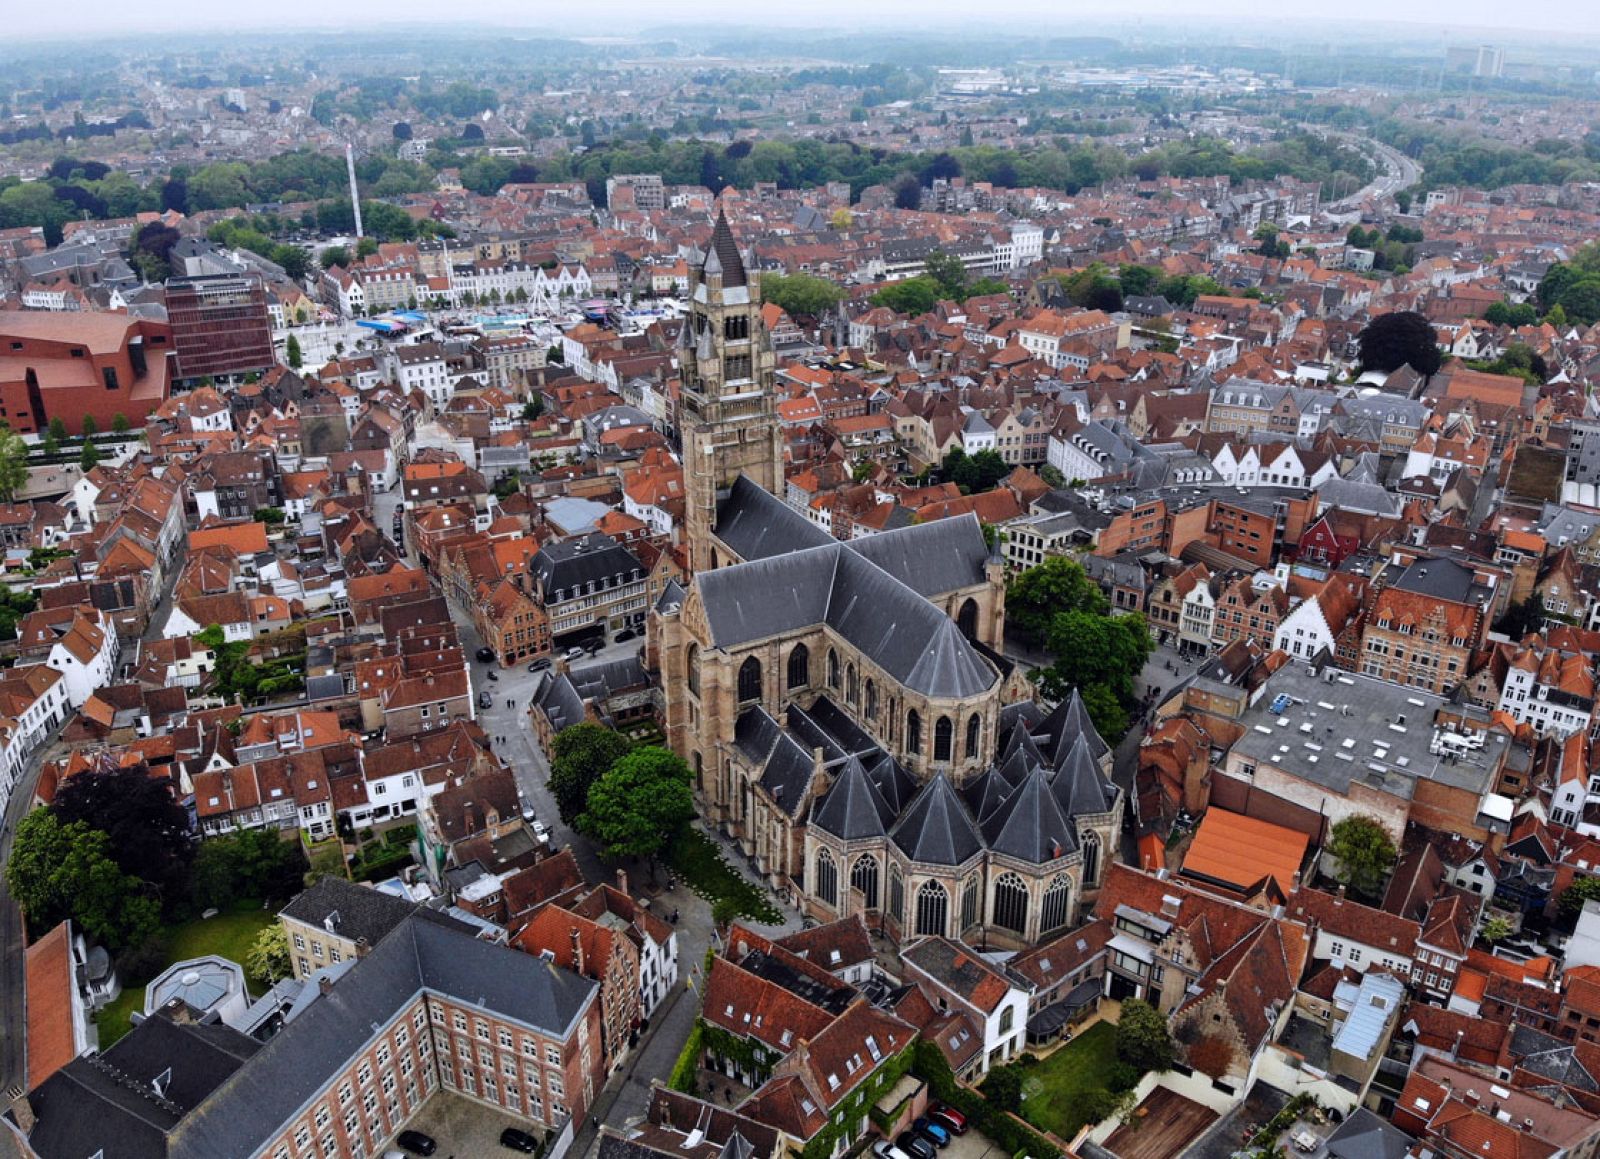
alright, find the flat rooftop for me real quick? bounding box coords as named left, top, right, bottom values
left=1229, top=663, right=1505, bottom=801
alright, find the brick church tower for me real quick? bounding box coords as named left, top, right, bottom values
left=679, top=211, right=783, bottom=573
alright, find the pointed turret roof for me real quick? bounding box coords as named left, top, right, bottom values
left=962, top=767, right=1015, bottom=824
left=982, top=765, right=1078, bottom=863
left=889, top=773, right=984, bottom=866
left=1050, top=734, right=1117, bottom=818
left=703, top=210, right=747, bottom=288
left=1040, top=687, right=1109, bottom=766
left=811, top=755, right=895, bottom=840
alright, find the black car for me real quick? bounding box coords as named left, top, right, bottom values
left=896, top=1133, right=936, bottom=1159
left=475, top=647, right=495, bottom=663
left=486, top=670, right=499, bottom=681
left=615, top=628, right=637, bottom=642
left=582, top=638, right=603, bottom=654
left=397, top=1131, right=437, bottom=1156
left=500, top=1128, right=539, bottom=1153
left=527, top=658, right=552, bottom=673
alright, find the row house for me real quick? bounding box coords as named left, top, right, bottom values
left=1205, top=379, right=1336, bottom=441
left=1497, top=636, right=1597, bottom=738
left=1361, top=555, right=1496, bottom=695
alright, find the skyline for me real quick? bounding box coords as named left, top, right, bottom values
left=9, top=2, right=1600, bottom=44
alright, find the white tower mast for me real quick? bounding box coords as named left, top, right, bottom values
left=346, top=142, right=365, bottom=239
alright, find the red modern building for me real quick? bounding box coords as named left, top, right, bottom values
left=0, top=311, right=173, bottom=434
left=165, top=273, right=275, bottom=380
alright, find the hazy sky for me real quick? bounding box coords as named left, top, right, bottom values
left=11, top=0, right=1600, bottom=41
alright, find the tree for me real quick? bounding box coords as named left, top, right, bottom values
left=869, top=276, right=940, bottom=316
left=47, top=416, right=67, bottom=444
left=891, top=172, right=922, bottom=210
left=320, top=245, right=350, bottom=271
left=1326, top=814, right=1398, bottom=900
left=1041, top=611, right=1152, bottom=713
left=1494, top=593, right=1548, bottom=640
left=763, top=272, right=844, bottom=317
left=829, top=208, right=853, bottom=231
left=980, top=1065, right=1024, bottom=1113
left=578, top=746, right=695, bottom=861
left=81, top=415, right=97, bottom=438
left=1115, top=999, right=1174, bottom=1073
left=1485, top=300, right=1538, bottom=328
left=4, top=812, right=160, bottom=950
left=924, top=251, right=968, bottom=301
left=245, top=924, right=293, bottom=985
left=52, top=767, right=194, bottom=903
left=254, top=507, right=287, bottom=524
left=0, top=424, right=28, bottom=502
left=1560, top=874, right=1600, bottom=919
left=111, top=412, right=130, bottom=434
left=1007, top=558, right=1109, bottom=646
left=1358, top=310, right=1442, bottom=376
left=1480, top=915, right=1514, bottom=945
left=549, top=723, right=633, bottom=825
left=285, top=334, right=303, bottom=370
left=41, top=430, right=58, bottom=457
left=79, top=441, right=101, bottom=473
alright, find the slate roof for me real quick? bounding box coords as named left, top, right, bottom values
left=713, top=476, right=833, bottom=562
left=981, top=765, right=1078, bottom=862
left=736, top=707, right=820, bottom=820
left=847, top=516, right=990, bottom=599
left=277, top=876, right=417, bottom=946
left=696, top=543, right=994, bottom=699
left=889, top=773, right=984, bottom=866
left=704, top=211, right=748, bottom=288
left=811, top=755, right=896, bottom=840
left=1051, top=735, right=1117, bottom=816
left=1038, top=688, right=1109, bottom=765
left=163, top=913, right=596, bottom=1159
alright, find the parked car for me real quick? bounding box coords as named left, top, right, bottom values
left=527, top=658, right=552, bottom=673
left=615, top=628, right=637, bottom=642
left=531, top=819, right=552, bottom=845
left=913, top=1119, right=950, bottom=1148
left=929, top=1106, right=968, bottom=1136
left=563, top=647, right=585, bottom=661
left=396, top=1132, right=437, bottom=1157
left=475, top=647, right=495, bottom=663
left=872, top=1144, right=911, bottom=1159
left=896, top=1133, right=936, bottom=1159
left=478, top=692, right=493, bottom=710
left=500, top=1128, right=540, bottom=1153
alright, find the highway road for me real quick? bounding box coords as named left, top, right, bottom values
left=1316, top=129, right=1424, bottom=212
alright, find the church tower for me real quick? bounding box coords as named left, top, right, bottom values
left=679, top=211, right=783, bottom=573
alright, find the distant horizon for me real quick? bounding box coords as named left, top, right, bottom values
left=7, top=4, right=1600, bottom=47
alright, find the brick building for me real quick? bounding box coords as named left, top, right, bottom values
left=166, top=273, right=276, bottom=380
left=0, top=310, right=173, bottom=434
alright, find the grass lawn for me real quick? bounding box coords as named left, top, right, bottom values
left=1017, top=1021, right=1121, bottom=1140
left=669, top=828, right=783, bottom=924
left=93, top=900, right=279, bottom=1048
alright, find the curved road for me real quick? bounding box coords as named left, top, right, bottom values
left=1315, top=129, right=1423, bottom=212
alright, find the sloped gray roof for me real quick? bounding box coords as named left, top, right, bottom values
left=963, top=767, right=1016, bottom=824
left=166, top=914, right=596, bottom=1159
left=695, top=545, right=995, bottom=699
left=713, top=476, right=833, bottom=563
left=1039, top=688, right=1108, bottom=765
left=811, top=756, right=896, bottom=840
left=848, top=515, right=990, bottom=599
left=982, top=765, right=1078, bottom=863
left=890, top=773, right=984, bottom=866
left=1051, top=735, right=1117, bottom=817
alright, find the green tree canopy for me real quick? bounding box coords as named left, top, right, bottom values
left=980, top=1064, right=1024, bottom=1113
left=0, top=424, right=29, bottom=502
left=52, top=767, right=194, bottom=903
left=1358, top=310, right=1442, bottom=376
left=578, top=746, right=695, bottom=861
left=763, top=272, right=844, bottom=317
left=1115, top=999, right=1174, bottom=1073
left=4, top=812, right=161, bottom=950
left=285, top=334, right=303, bottom=370
left=869, top=276, right=940, bottom=316
left=1326, top=814, right=1398, bottom=899
left=1561, top=875, right=1600, bottom=919
left=245, top=924, right=293, bottom=985
left=549, top=723, right=633, bottom=825
left=1006, top=558, right=1109, bottom=646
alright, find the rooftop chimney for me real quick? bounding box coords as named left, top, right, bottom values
left=571, top=927, right=586, bottom=976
